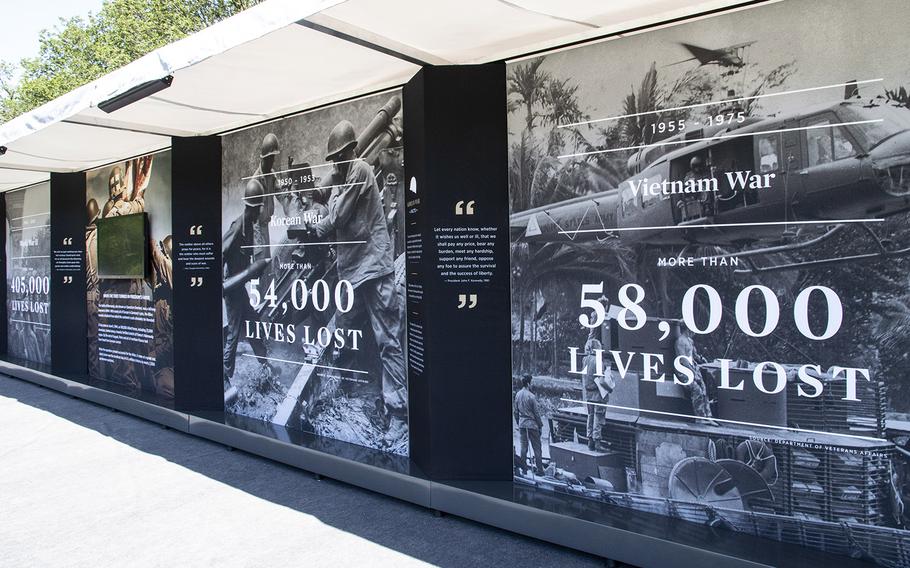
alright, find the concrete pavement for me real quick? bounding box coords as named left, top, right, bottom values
left=0, top=374, right=606, bottom=568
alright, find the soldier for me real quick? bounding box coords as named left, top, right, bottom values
left=251, top=133, right=280, bottom=260
left=102, top=156, right=152, bottom=218
left=680, top=155, right=712, bottom=218
left=585, top=294, right=612, bottom=351
left=582, top=338, right=611, bottom=451
left=96, top=158, right=153, bottom=392
left=150, top=235, right=173, bottom=294
left=675, top=325, right=718, bottom=426
left=150, top=235, right=174, bottom=398
left=85, top=198, right=101, bottom=378
left=281, top=160, right=327, bottom=264
left=85, top=198, right=100, bottom=288
left=222, top=179, right=273, bottom=390
left=306, top=120, right=407, bottom=432
left=514, top=374, right=544, bottom=474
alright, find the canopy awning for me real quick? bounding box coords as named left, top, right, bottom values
left=0, top=0, right=747, bottom=188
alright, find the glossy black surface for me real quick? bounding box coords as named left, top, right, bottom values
left=199, top=409, right=418, bottom=478
left=435, top=480, right=873, bottom=568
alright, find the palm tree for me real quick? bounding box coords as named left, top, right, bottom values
left=508, top=58, right=552, bottom=211
left=540, top=77, right=586, bottom=155
left=508, top=58, right=550, bottom=133
left=620, top=62, right=660, bottom=148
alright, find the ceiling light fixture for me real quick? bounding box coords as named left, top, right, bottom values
left=98, top=75, right=174, bottom=113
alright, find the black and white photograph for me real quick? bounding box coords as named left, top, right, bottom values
left=85, top=151, right=174, bottom=402
left=5, top=182, right=51, bottom=366
left=508, top=0, right=910, bottom=563
left=221, top=90, right=408, bottom=455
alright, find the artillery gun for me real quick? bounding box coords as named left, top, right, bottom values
left=255, top=94, right=404, bottom=326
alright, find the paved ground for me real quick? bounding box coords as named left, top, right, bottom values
left=0, top=374, right=606, bottom=567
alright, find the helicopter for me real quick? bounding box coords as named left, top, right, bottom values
left=511, top=96, right=910, bottom=274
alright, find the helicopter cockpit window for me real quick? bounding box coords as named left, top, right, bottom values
left=805, top=117, right=856, bottom=167
left=757, top=134, right=781, bottom=172
left=621, top=183, right=636, bottom=215
left=833, top=127, right=856, bottom=160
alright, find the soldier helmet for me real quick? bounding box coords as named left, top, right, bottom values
left=689, top=155, right=705, bottom=169
left=325, top=120, right=357, bottom=161
left=243, top=179, right=265, bottom=208
left=260, top=133, right=280, bottom=159
left=108, top=166, right=125, bottom=198
left=86, top=198, right=100, bottom=224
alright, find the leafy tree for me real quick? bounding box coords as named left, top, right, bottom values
left=1, top=0, right=259, bottom=122
left=507, top=58, right=590, bottom=211
left=620, top=62, right=660, bottom=148
left=540, top=77, right=586, bottom=155
left=507, top=58, right=550, bottom=133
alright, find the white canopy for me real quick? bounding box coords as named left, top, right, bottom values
left=0, top=0, right=744, bottom=189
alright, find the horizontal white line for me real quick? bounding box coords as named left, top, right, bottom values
left=10, top=212, right=50, bottom=221
left=255, top=182, right=353, bottom=199
left=559, top=78, right=884, bottom=128
left=8, top=224, right=50, bottom=232
left=241, top=162, right=353, bottom=181
left=239, top=148, right=402, bottom=181
left=241, top=353, right=367, bottom=374
left=10, top=255, right=50, bottom=259
left=558, top=119, right=883, bottom=159
left=9, top=318, right=50, bottom=328
left=561, top=398, right=887, bottom=443
left=558, top=218, right=883, bottom=236
left=239, top=240, right=366, bottom=249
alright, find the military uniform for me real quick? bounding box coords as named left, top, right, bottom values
left=514, top=386, right=544, bottom=473
left=314, top=158, right=407, bottom=416
left=582, top=352, right=608, bottom=447
left=86, top=223, right=100, bottom=378
left=150, top=241, right=174, bottom=398
left=675, top=333, right=713, bottom=419
left=222, top=213, right=269, bottom=381
left=103, top=196, right=145, bottom=217
left=252, top=164, right=276, bottom=261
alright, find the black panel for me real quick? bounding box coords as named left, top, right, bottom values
left=404, top=65, right=512, bottom=480
left=50, top=172, right=88, bottom=377
left=171, top=136, right=223, bottom=412
left=404, top=70, right=430, bottom=470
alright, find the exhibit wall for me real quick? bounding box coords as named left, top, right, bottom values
left=507, top=0, right=910, bottom=562
left=5, top=182, right=51, bottom=365
left=221, top=90, right=408, bottom=455
left=85, top=151, right=174, bottom=403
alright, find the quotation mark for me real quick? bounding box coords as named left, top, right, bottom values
left=189, top=225, right=204, bottom=236
left=190, top=276, right=204, bottom=287
left=457, top=294, right=478, bottom=309
left=62, top=237, right=73, bottom=245
left=455, top=200, right=475, bottom=216
left=62, top=276, right=73, bottom=284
